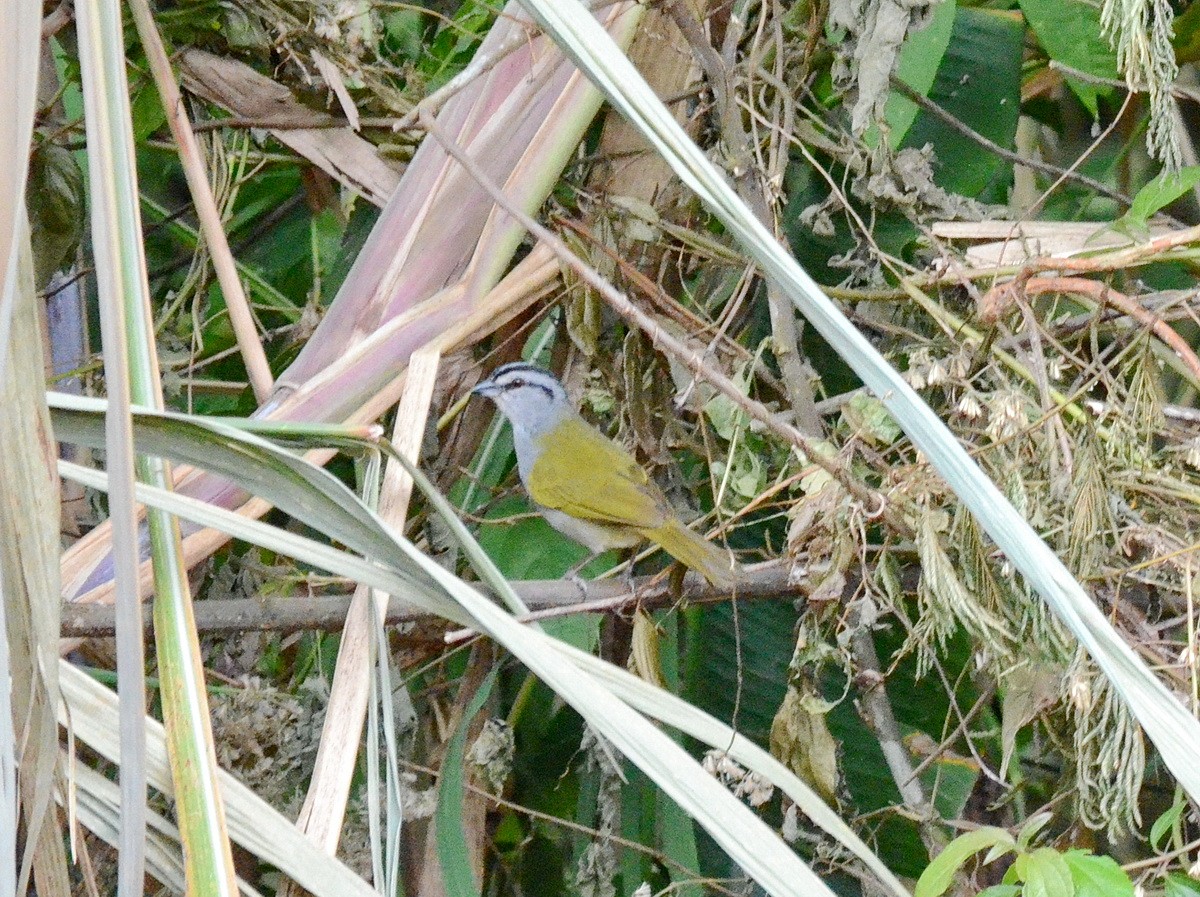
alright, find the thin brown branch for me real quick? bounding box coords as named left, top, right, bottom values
left=1050, top=60, right=1200, bottom=105
left=61, top=562, right=804, bottom=637
left=41, top=0, right=72, bottom=38
left=1023, top=224, right=1200, bottom=273
left=984, top=275, right=1200, bottom=391
left=848, top=622, right=930, bottom=813
left=665, top=0, right=822, bottom=434
left=888, top=78, right=1136, bottom=211
left=190, top=115, right=396, bottom=132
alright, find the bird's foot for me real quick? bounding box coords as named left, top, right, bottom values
left=566, top=570, right=590, bottom=601
left=622, top=563, right=639, bottom=599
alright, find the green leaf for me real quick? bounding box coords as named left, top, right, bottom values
left=658, top=790, right=702, bottom=897
left=422, top=0, right=496, bottom=89
left=1018, top=0, right=1119, bottom=116
left=1062, top=851, right=1133, bottom=897
left=1000, top=665, right=1060, bottom=779
left=129, top=83, right=168, bottom=141
left=1016, top=811, right=1053, bottom=850
left=915, top=828, right=1015, bottom=897
left=475, top=496, right=597, bottom=580
left=1021, top=848, right=1074, bottom=897
left=683, top=600, right=793, bottom=747
left=977, top=887, right=1022, bottom=897
left=842, top=392, right=902, bottom=446
left=1123, top=167, right=1200, bottom=229
left=1172, top=0, right=1200, bottom=64
left=1165, top=873, right=1200, bottom=897
left=919, top=751, right=979, bottom=822
left=27, top=142, right=84, bottom=289
left=384, top=7, right=429, bottom=62
left=437, top=672, right=496, bottom=897
left=883, top=0, right=957, bottom=149
left=902, top=8, right=1023, bottom=201
left=1149, top=792, right=1186, bottom=850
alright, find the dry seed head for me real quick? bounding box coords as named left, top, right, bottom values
left=956, top=392, right=984, bottom=419
left=986, top=391, right=1028, bottom=440
left=904, top=348, right=932, bottom=389
left=1184, top=438, right=1200, bottom=470
left=948, top=351, right=971, bottom=379
left=926, top=357, right=949, bottom=386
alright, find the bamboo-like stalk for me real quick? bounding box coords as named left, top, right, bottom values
left=0, top=3, right=50, bottom=891
left=1, top=231, right=70, bottom=897
left=125, top=0, right=274, bottom=402
left=278, top=348, right=445, bottom=896
left=73, top=0, right=236, bottom=891
left=271, top=0, right=644, bottom=393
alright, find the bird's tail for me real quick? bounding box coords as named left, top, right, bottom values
left=641, top=519, right=738, bottom=588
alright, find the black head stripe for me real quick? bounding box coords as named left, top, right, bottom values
left=490, top=363, right=558, bottom=399
left=493, top=361, right=546, bottom=378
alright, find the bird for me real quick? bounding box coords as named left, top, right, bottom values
left=472, top=362, right=737, bottom=588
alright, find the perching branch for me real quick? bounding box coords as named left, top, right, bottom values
left=62, top=562, right=804, bottom=637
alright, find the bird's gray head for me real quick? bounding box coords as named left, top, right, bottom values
left=472, top=363, right=572, bottom=438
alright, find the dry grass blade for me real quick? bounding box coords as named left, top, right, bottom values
left=74, top=0, right=238, bottom=887
left=67, top=761, right=265, bottom=896
left=0, top=230, right=70, bottom=895
left=930, top=219, right=1176, bottom=267
left=127, top=0, right=273, bottom=402
left=58, top=664, right=379, bottom=897
left=0, top=3, right=53, bottom=892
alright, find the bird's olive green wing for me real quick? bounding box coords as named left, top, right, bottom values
left=527, top=417, right=668, bottom=528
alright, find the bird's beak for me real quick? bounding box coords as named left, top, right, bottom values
left=472, top=380, right=498, bottom=398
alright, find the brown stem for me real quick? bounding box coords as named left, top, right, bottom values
left=991, top=275, right=1200, bottom=391
left=62, top=562, right=805, bottom=638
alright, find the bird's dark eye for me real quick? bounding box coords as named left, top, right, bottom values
left=509, top=378, right=525, bottom=389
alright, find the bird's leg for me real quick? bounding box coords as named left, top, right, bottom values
left=565, top=571, right=589, bottom=600
left=621, top=549, right=639, bottom=598
left=564, top=550, right=606, bottom=599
